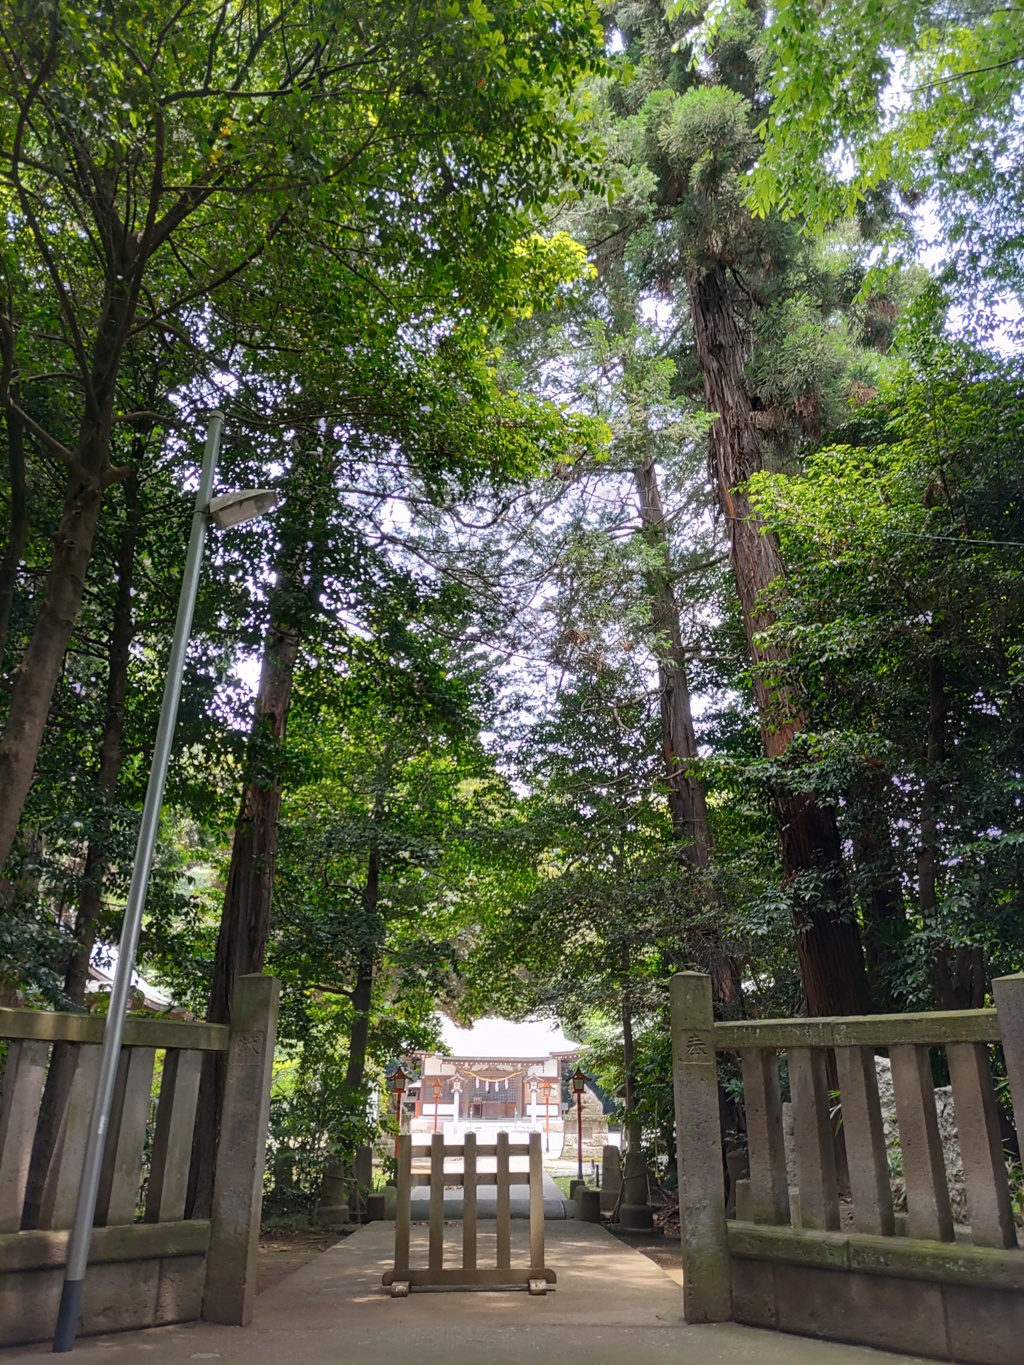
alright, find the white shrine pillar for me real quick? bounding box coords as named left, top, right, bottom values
left=451, top=1078, right=463, bottom=1134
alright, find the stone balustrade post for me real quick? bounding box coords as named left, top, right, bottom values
left=202, top=974, right=280, bottom=1326
left=993, top=972, right=1024, bottom=1148
left=669, top=971, right=731, bottom=1323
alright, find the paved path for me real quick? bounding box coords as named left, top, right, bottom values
left=409, top=1167, right=574, bottom=1218
left=2, top=1222, right=936, bottom=1365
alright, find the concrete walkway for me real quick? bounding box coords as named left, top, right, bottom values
left=2, top=1222, right=937, bottom=1365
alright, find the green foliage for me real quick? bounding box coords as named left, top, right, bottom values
left=685, top=0, right=1024, bottom=304
left=750, top=305, right=1024, bottom=1004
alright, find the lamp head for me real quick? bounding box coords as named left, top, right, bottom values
left=208, top=488, right=278, bottom=529
left=571, top=1065, right=587, bottom=1094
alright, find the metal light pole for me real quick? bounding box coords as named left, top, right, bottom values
left=431, top=1079, right=443, bottom=1134
left=53, top=414, right=276, bottom=1353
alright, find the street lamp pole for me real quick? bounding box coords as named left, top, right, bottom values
left=53, top=415, right=276, bottom=1353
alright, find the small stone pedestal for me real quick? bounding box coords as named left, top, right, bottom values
left=577, top=1187, right=601, bottom=1223
left=616, top=1201, right=657, bottom=1232
left=611, top=1122, right=658, bottom=1234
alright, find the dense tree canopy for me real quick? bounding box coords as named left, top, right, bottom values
left=2, top=0, right=1023, bottom=1206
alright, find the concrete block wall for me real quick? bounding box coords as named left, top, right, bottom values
left=0, top=1223, right=208, bottom=1347
left=731, top=1244, right=1024, bottom=1365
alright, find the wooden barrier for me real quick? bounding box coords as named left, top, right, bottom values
left=383, top=1130, right=556, bottom=1295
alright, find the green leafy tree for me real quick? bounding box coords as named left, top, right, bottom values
left=0, top=0, right=605, bottom=874
left=752, top=303, right=1024, bottom=1007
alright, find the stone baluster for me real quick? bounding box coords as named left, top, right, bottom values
left=669, top=971, right=731, bottom=1323
left=788, top=1047, right=841, bottom=1232
left=739, top=1048, right=789, bottom=1225
left=833, top=1045, right=895, bottom=1236
left=889, top=1043, right=954, bottom=1242
left=0, top=1039, right=48, bottom=1233
left=95, top=1045, right=155, bottom=1226
left=946, top=1041, right=1017, bottom=1248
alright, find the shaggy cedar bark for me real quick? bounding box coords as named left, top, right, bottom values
left=687, top=260, right=871, bottom=1017
left=190, top=464, right=331, bottom=1212
left=207, top=614, right=301, bottom=1024
left=633, top=457, right=714, bottom=862
left=633, top=455, right=742, bottom=1010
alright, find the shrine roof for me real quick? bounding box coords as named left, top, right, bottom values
left=428, top=1015, right=580, bottom=1060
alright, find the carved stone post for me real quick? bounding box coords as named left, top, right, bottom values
left=669, top=971, right=731, bottom=1322
left=202, top=974, right=280, bottom=1325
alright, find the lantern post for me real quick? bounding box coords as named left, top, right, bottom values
left=571, top=1066, right=588, bottom=1182
left=391, top=1065, right=411, bottom=1131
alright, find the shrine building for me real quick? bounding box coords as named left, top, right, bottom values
left=408, top=1017, right=581, bottom=1138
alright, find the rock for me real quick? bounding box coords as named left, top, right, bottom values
left=873, top=1055, right=966, bottom=1222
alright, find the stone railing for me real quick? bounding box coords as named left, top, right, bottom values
left=0, top=974, right=278, bottom=1347
left=670, top=971, right=1024, bottom=1365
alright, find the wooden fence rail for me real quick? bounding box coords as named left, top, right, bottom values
left=383, top=1130, right=555, bottom=1295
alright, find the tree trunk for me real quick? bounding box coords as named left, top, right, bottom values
left=850, top=768, right=907, bottom=1010
left=0, top=250, right=141, bottom=877
left=206, top=451, right=329, bottom=1030
left=343, top=847, right=381, bottom=1097
left=0, top=409, right=28, bottom=667
left=207, top=615, right=301, bottom=1025
left=633, top=456, right=713, bottom=864
left=189, top=603, right=302, bottom=1216
left=189, top=469, right=322, bottom=1215
left=633, top=454, right=743, bottom=1011
left=0, top=458, right=106, bottom=873
left=64, top=477, right=141, bottom=1005
left=687, top=260, right=871, bottom=1017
